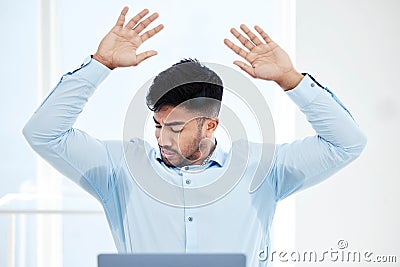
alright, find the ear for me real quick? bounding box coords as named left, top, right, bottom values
left=204, top=118, right=219, bottom=137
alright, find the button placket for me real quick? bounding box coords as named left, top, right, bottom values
left=184, top=209, right=197, bottom=251
left=181, top=167, right=192, bottom=188
left=181, top=168, right=197, bottom=251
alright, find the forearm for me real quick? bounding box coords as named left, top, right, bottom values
left=23, top=57, right=110, bottom=145
left=270, top=75, right=367, bottom=200
left=22, top=58, right=114, bottom=199
left=287, top=74, right=367, bottom=154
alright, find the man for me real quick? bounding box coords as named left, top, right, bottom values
left=23, top=6, right=366, bottom=267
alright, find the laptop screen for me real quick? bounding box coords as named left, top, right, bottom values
left=98, top=253, right=246, bottom=267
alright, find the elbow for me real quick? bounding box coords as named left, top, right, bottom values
left=22, top=120, right=54, bottom=157
left=345, top=129, right=368, bottom=159
left=22, top=119, right=46, bottom=149
left=22, top=120, right=35, bottom=146
left=23, top=115, right=68, bottom=153
left=22, top=121, right=37, bottom=148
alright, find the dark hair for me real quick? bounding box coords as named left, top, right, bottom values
left=146, top=59, right=223, bottom=117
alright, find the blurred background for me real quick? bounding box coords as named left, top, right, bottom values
left=0, top=0, right=398, bottom=267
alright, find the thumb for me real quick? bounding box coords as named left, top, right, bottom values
left=135, top=50, right=158, bottom=66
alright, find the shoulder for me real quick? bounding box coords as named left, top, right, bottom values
left=231, top=139, right=278, bottom=159
left=103, top=138, right=157, bottom=169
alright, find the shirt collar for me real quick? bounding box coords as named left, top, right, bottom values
left=208, top=141, right=226, bottom=167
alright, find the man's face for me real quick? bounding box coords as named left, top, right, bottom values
left=153, top=105, right=211, bottom=167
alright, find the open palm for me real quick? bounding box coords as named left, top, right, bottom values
left=94, top=7, right=164, bottom=69
left=224, top=24, right=295, bottom=83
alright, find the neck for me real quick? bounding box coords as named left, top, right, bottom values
left=202, top=139, right=217, bottom=165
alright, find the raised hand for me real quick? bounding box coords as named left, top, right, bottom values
left=224, top=24, right=303, bottom=91
left=93, top=7, right=164, bottom=70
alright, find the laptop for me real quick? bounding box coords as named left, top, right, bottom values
left=98, top=253, right=246, bottom=267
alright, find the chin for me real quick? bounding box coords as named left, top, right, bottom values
left=162, top=156, right=182, bottom=168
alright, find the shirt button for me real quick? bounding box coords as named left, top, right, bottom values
left=185, top=179, right=191, bottom=185
left=184, top=166, right=189, bottom=170
left=188, top=216, right=193, bottom=222
left=311, top=83, right=315, bottom=87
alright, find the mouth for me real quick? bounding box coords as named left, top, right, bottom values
left=161, top=148, right=178, bottom=159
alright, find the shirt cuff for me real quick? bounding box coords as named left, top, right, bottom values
left=73, top=56, right=111, bottom=87
left=285, top=74, right=324, bottom=108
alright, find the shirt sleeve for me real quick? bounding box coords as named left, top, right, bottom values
left=268, top=74, right=367, bottom=201
left=22, top=57, right=117, bottom=202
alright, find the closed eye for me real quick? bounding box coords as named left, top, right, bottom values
left=155, top=125, right=181, bottom=133
left=170, top=128, right=183, bottom=133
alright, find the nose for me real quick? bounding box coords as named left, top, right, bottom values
left=156, top=128, right=173, bottom=147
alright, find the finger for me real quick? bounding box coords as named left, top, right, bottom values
left=115, top=6, right=129, bottom=27
left=136, top=50, right=158, bottom=65
left=133, top=12, right=159, bottom=34
left=254, top=25, right=272, bottom=43
left=140, top=24, right=164, bottom=42
left=230, top=28, right=254, bottom=51
left=233, top=60, right=256, bottom=78
left=223, top=39, right=248, bottom=60
left=240, top=24, right=263, bottom=45
left=125, top=8, right=150, bottom=29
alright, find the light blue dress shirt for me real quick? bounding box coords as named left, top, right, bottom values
left=23, top=57, right=367, bottom=267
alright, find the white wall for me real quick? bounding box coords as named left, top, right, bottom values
left=294, top=0, right=399, bottom=265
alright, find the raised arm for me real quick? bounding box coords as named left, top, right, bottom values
left=224, top=24, right=367, bottom=200
left=23, top=7, right=163, bottom=201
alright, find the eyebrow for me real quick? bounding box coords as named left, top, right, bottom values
left=153, top=116, right=186, bottom=127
